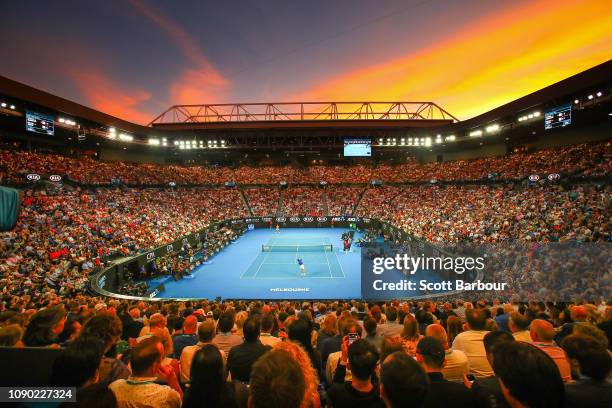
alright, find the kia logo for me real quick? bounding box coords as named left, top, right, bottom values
left=547, top=173, right=560, bottom=181
left=49, top=175, right=62, bottom=182
left=303, top=217, right=314, bottom=222
left=317, top=217, right=328, bottom=222
left=528, top=174, right=540, bottom=182
left=146, top=252, right=155, bottom=260
left=276, top=217, right=286, bottom=222
left=26, top=174, right=41, bottom=181
left=347, top=217, right=356, bottom=222
left=169, top=182, right=176, bottom=187
left=289, top=217, right=300, bottom=222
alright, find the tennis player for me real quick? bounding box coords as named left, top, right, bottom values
left=275, top=224, right=280, bottom=233
left=297, top=257, right=306, bottom=277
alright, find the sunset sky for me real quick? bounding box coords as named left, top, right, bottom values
left=0, top=0, right=610, bottom=124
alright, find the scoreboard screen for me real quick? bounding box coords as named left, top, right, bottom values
left=544, top=104, right=571, bottom=130
left=344, top=138, right=371, bottom=157
left=26, top=111, right=54, bottom=135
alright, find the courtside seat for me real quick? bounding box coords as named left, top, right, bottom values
left=0, top=346, right=63, bottom=386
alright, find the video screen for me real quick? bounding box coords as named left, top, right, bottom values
left=344, top=138, right=371, bottom=156
left=544, top=104, right=571, bottom=130
left=25, top=111, right=54, bottom=135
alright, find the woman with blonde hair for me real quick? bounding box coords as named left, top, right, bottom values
left=400, top=314, right=422, bottom=356
left=317, top=314, right=337, bottom=349
left=273, top=341, right=321, bottom=408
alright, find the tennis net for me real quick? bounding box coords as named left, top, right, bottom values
left=262, top=244, right=333, bottom=252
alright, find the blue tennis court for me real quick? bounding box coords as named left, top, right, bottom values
left=147, top=228, right=362, bottom=299
left=241, top=235, right=345, bottom=279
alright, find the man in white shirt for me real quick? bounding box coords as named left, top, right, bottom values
left=180, top=320, right=224, bottom=383
left=110, top=336, right=182, bottom=408
left=259, top=313, right=281, bottom=347
left=425, top=323, right=469, bottom=382
left=451, top=308, right=492, bottom=378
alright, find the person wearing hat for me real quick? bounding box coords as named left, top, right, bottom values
left=416, top=336, right=473, bottom=408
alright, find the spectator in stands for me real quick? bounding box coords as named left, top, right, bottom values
left=401, top=314, right=422, bottom=356
left=273, top=340, right=322, bottom=408
left=183, top=345, right=249, bottom=408
left=249, top=349, right=306, bottom=408
left=509, top=312, right=532, bottom=343
left=110, top=336, right=182, bottom=408
left=50, top=337, right=104, bottom=388
left=562, top=334, right=612, bottom=407
left=289, top=317, right=323, bottom=379
left=22, top=305, right=66, bottom=347
left=172, top=315, right=198, bottom=359
left=493, top=341, right=564, bottom=408
left=228, top=316, right=270, bottom=383
left=180, top=319, right=219, bottom=383
left=415, top=336, right=472, bottom=407
left=65, top=382, right=117, bottom=408
left=327, top=338, right=384, bottom=408
left=326, top=319, right=362, bottom=384
left=259, top=313, right=281, bottom=347
left=468, top=330, right=515, bottom=408
left=446, top=315, right=463, bottom=346
left=121, top=308, right=144, bottom=340
left=364, top=316, right=383, bottom=352
left=79, top=313, right=129, bottom=384
left=425, top=324, right=469, bottom=382
left=317, top=313, right=338, bottom=350
left=0, top=324, right=24, bottom=347
left=213, top=311, right=243, bottom=354
left=529, top=319, right=572, bottom=382
left=377, top=307, right=402, bottom=338
left=451, top=308, right=492, bottom=378
left=380, top=351, right=430, bottom=408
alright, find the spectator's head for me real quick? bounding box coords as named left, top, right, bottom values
left=425, top=324, right=449, bottom=349
left=529, top=319, right=555, bottom=343
left=147, top=313, right=166, bottom=329
left=364, top=316, right=377, bottom=336
left=320, top=313, right=338, bottom=336
left=80, top=313, right=123, bottom=353
left=381, top=351, right=429, bottom=408
left=184, top=345, right=226, bottom=407
left=561, top=334, right=611, bottom=381
left=183, top=315, right=198, bottom=335
left=401, top=314, right=420, bottom=341
left=273, top=341, right=320, bottom=407
left=288, top=317, right=313, bottom=352
left=493, top=342, right=564, bottom=408
left=50, top=337, right=103, bottom=387
left=197, top=319, right=216, bottom=343
left=509, top=312, right=531, bottom=333
left=70, top=383, right=117, bottom=408
left=380, top=336, right=404, bottom=363
left=416, top=336, right=445, bottom=370
left=130, top=336, right=164, bottom=377
left=217, top=311, right=234, bottom=333
left=150, top=327, right=174, bottom=357
left=128, top=307, right=140, bottom=320
left=249, top=349, right=305, bottom=408
left=235, top=311, right=248, bottom=331
left=466, top=308, right=488, bottom=331
left=23, top=305, right=66, bottom=346
left=260, top=313, right=275, bottom=334
left=571, top=322, right=609, bottom=349
left=446, top=315, right=463, bottom=343
left=0, top=324, right=23, bottom=347
left=483, top=330, right=515, bottom=365
left=385, top=306, right=398, bottom=323
left=347, top=339, right=379, bottom=382
left=569, top=306, right=587, bottom=322
left=243, top=316, right=261, bottom=342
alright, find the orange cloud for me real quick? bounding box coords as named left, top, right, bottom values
left=129, top=0, right=230, bottom=104
left=70, top=69, right=153, bottom=124
left=292, top=0, right=612, bottom=119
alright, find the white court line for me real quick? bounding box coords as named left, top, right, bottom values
left=323, top=250, right=333, bottom=278
left=333, top=244, right=347, bottom=278
left=248, top=236, right=277, bottom=279
left=260, top=262, right=329, bottom=265
left=241, top=276, right=341, bottom=279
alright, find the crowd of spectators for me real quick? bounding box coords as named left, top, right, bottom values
left=1, top=141, right=609, bottom=186
left=0, top=298, right=610, bottom=407
left=244, top=187, right=281, bottom=216
left=280, top=187, right=326, bottom=217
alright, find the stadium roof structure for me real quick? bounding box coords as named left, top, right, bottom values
left=148, top=101, right=458, bottom=130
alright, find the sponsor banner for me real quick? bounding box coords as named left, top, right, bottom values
left=26, top=173, right=41, bottom=181
left=49, top=175, right=62, bottom=182
left=361, top=241, right=611, bottom=301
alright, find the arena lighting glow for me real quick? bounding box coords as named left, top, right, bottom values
left=469, top=130, right=483, bottom=137
left=574, top=99, right=580, bottom=104
left=162, top=138, right=168, bottom=147
left=59, top=118, right=77, bottom=126
left=425, top=137, right=432, bottom=147
left=148, top=138, right=160, bottom=146
left=445, top=135, right=456, bottom=142
left=0, top=102, right=6, bottom=108
left=10, top=105, right=15, bottom=110
left=588, top=94, right=594, bottom=100
left=118, top=133, right=133, bottom=142
left=596, top=91, right=602, bottom=97
left=486, top=124, right=500, bottom=133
